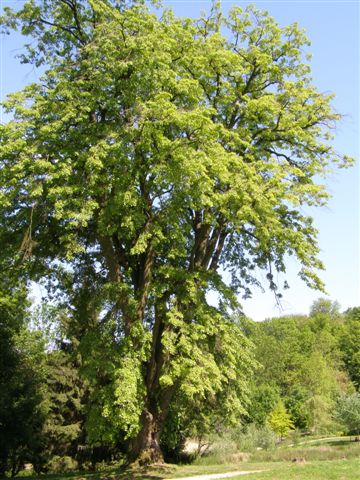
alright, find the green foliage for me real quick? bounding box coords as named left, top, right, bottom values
left=340, top=308, right=360, bottom=390
left=84, top=345, right=145, bottom=444
left=310, top=298, right=341, bottom=317
left=160, top=317, right=256, bottom=459
left=31, top=301, right=127, bottom=469
left=304, top=395, right=336, bottom=435
left=0, top=317, right=47, bottom=476
left=46, top=455, right=78, bottom=474
left=245, top=303, right=352, bottom=435
left=232, top=424, right=276, bottom=452
left=248, top=384, right=281, bottom=426
left=1, top=1, right=351, bottom=306
left=334, top=393, right=360, bottom=436
left=42, top=350, right=88, bottom=464
left=268, top=401, right=294, bottom=439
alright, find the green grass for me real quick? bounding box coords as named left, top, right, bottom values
left=15, top=437, right=360, bottom=480
left=238, top=458, right=360, bottom=480
left=190, top=435, right=360, bottom=466
left=15, top=463, right=250, bottom=480
left=250, top=438, right=360, bottom=463
left=15, top=459, right=360, bottom=480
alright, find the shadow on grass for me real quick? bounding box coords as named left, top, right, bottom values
left=16, top=464, right=171, bottom=480
left=17, top=472, right=165, bottom=480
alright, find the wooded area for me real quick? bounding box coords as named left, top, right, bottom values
left=0, top=1, right=357, bottom=477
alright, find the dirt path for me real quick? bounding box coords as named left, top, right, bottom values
left=165, top=470, right=264, bottom=480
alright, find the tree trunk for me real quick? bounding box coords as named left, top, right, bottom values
left=128, top=294, right=170, bottom=465
left=130, top=402, right=164, bottom=465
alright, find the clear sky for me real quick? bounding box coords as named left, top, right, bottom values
left=1, top=0, right=359, bottom=320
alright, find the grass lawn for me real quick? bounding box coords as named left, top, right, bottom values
left=15, top=437, right=360, bottom=480
left=156, top=458, right=360, bottom=480
left=16, top=463, right=249, bottom=480
left=239, top=458, right=360, bottom=480
left=15, top=458, right=360, bottom=480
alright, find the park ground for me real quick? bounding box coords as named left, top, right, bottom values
left=14, top=436, right=360, bottom=480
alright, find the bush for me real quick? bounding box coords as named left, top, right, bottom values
left=46, top=455, right=78, bottom=473
left=232, top=424, right=276, bottom=452
left=194, top=424, right=276, bottom=465
left=288, top=429, right=302, bottom=446
left=334, top=393, right=360, bottom=437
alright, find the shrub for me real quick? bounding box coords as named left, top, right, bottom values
left=46, top=455, right=78, bottom=473
left=232, top=424, right=276, bottom=452
left=194, top=424, right=276, bottom=465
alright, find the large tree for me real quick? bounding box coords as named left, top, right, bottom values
left=0, top=0, right=352, bottom=462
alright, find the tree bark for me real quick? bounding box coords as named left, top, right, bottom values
left=129, top=293, right=177, bottom=465
left=130, top=401, right=164, bottom=465
left=130, top=381, right=176, bottom=465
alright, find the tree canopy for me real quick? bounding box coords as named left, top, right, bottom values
left=0, top=0, right=353, bottom=463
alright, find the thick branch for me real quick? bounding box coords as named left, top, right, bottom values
left=201, top=224, right=221, bottom=269
left=190, top=211, right=212, bottom=270
left=136, top=244, right=154, bottom=323
left=38, top=16, right=85, bottom=44
left=209, top=228, right=228, bottom=271
left=99, top=235, right=131, bottom=335
left=242, top=63, right=259, bottom=95
left=146, top=295, right=167, bottom=392
left=99, top=235, right=121, bottom=283
left=61, top=0, right=86, bottom=42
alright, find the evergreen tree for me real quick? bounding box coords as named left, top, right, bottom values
left=0, top=285, right=46, bottom=477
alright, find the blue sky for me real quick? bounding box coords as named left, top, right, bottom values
left=1, top=1, right=359, bottom=320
